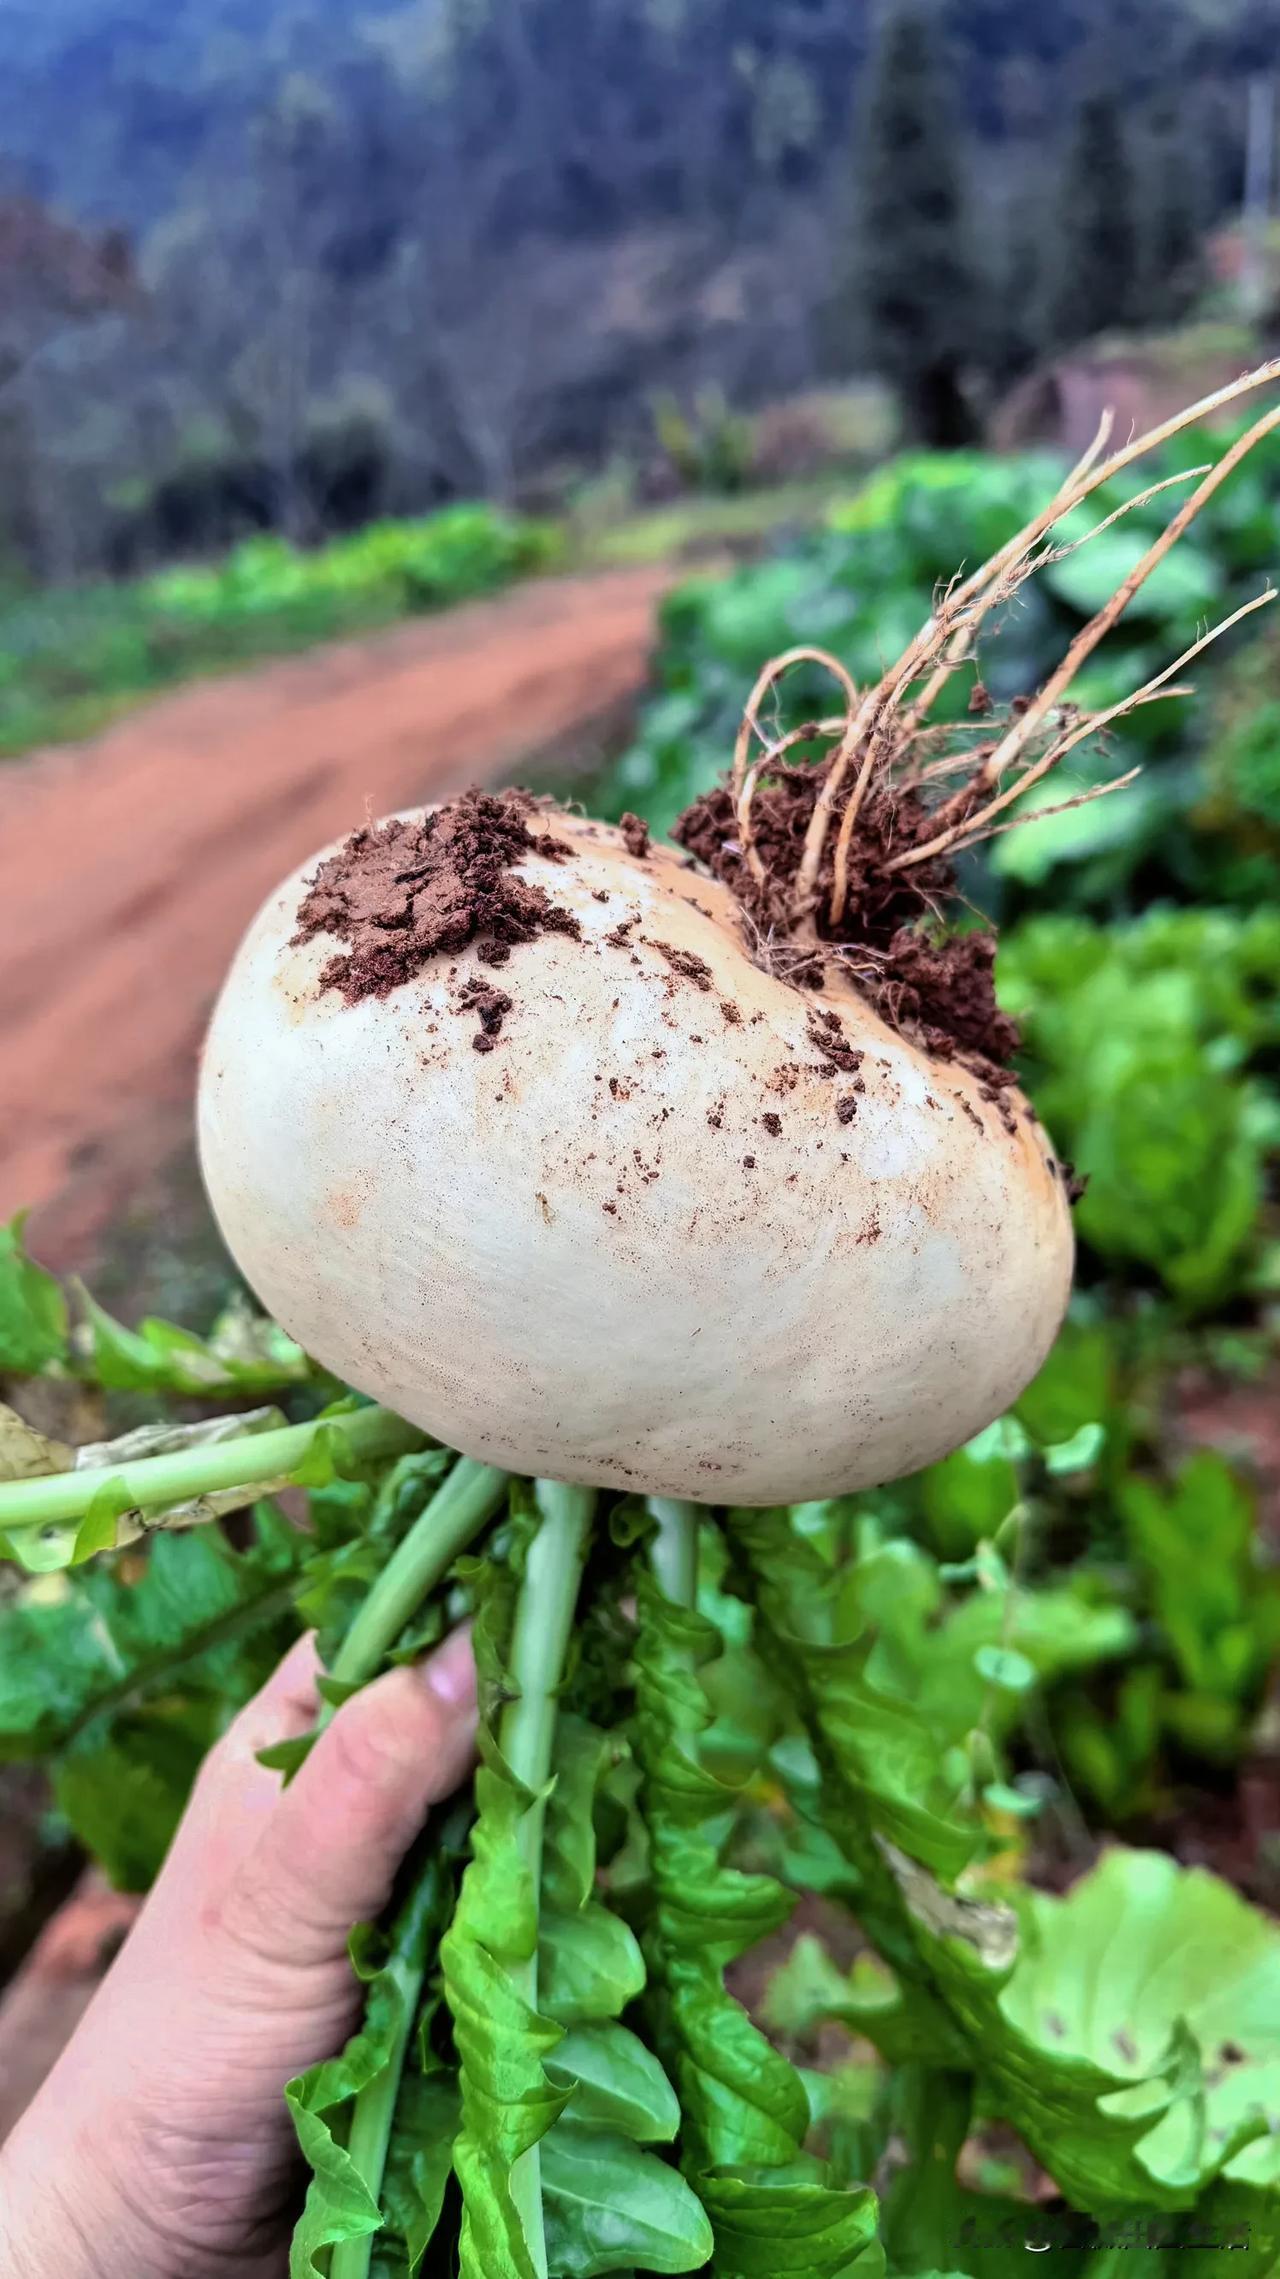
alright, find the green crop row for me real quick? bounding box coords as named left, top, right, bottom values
left=0, top=503, right=561, bottom=757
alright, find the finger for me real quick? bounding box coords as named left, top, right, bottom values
left=223, top=1631, right=324, bottom=1762
left=169, top=1634, right=324, bottom=1891
left=219, top=1628, right=478, bottom=1963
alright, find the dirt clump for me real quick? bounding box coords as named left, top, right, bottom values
left=620, top=812, right=651, bottom=859
left=647, top=939, right=713, bottom=991
left=673, top=763, right=1016, bottom=1073
left=806, top=1006, right=864, bottom=1077
left=295, top=787, right=580, bottom=1002
left=457, top=978, right=514, bottom=1052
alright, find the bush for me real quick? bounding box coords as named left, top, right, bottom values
left=0, top=503, right=562, bottom=758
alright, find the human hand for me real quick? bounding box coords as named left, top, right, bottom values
left=0, top=1626, right=478, bottom=2279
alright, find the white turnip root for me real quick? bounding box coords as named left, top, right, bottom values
left=199, top=805, right=1071, bottom=1503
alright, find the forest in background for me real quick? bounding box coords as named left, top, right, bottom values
left=3, top=0, right=1280, bottom=585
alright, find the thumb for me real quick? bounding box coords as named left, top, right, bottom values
left=223, top=1626, right=478, bottom=1965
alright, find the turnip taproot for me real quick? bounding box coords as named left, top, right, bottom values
left=199, top=795, right=1071, bottom=1502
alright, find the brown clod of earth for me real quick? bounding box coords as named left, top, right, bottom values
left=836, top=1095, right=858, bottom=1124
left=295, top=787, right=580, bottom=1002
left=457, top=977, right=514, bottom=1051
left=647, top=938, right=713, bottom=991
left=761, top=1111, right=782, bottom=1137
left=620, top=811, right=650, bottom=859
left=806, top=1005, right=865, bottom=1076
left=672, top=760, right=1019, bottom=1073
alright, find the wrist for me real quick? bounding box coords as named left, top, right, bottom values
left=0, top=2110, right=167, bottom=2279
left=0, top=2152, right=96, bottom=2279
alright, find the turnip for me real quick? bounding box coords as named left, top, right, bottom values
left=6, top=366, right=1280, bottom=2279
left=197, top=796, right=1071, bottom=1504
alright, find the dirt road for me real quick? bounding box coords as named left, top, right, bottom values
left=0, top=566, right=671, bottom=1270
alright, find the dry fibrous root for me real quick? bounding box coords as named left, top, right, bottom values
left=676, top=357, right=1280, bottom=1079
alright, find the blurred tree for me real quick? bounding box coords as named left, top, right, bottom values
left=0, top=0, right=1268, bottom=584
left=843, top=1, right=980, bottom=447
left=1139, top=95, right=1207, bottom=325
left=987, top=168, right=1050, bottom=382
left=0, top=194, right=138, bottom=578
left=1047, top=92, right=1143, bottom=350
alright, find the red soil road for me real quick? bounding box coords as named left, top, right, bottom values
left=0, top=566, right=672, bottom=1269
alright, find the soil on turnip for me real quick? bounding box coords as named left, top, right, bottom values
left=294, top=789, right=581, bottom=1002
left=672, top=763, right=1020, bottom=1076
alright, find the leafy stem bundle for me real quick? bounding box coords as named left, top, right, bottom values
left=2, top=1298, right=1278, bottom=2275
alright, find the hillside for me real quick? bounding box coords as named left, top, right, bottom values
left=3, top=0, right=1270, bottom=234
left=0, top=0, right=1274, bottom=593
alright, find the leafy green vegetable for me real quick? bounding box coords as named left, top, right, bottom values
left=0, top=1508, right=303, bottom=1884
left=441, top=1498, right=709, bottom=2278
left=1120, top=1451, right=1280, bottom=1759
left=0, top=504, right=561, bottom=761
left=730, top=1503, right=984, bottom=1950
left=441, top=1512, right=570, bottom=2276
left=633, top=1563, right=872, bottom=2274
left=74, top=1281, right=314, bottom=1397
left=0, top=1504, right=304, bottom=1760
left=786, top=1847, right=1278, bottom=2223
left=998, top=909, right=1280, bottom=1306
left=540, top=2121, right=713, bottom=2276
left=0, top=1212, right=69, bottom=1374
left=289, top=1819, right=465, bottom=2277
left=997, top=1851, right=1279, bottom=2205
left=0, top=1212, right=317, bottom=1395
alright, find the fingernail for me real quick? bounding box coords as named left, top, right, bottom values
left=421, top=1625, right=477, bottom=1714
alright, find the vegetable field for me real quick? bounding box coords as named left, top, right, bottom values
left=2, top=373, right=1280, bottom=2277
left=0, top=504, right=560, bottom=758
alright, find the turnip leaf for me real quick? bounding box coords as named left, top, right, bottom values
left=0, top=1508, right=303, bottom=1882
left=632, top=1568, right=876, bottom=2275
left=544, top=2024, right=679, bottom=2143
left=74, top=1278, right=314, bottom=1397
left=540, top=2120, right=713, bottom=2275
left=538, top=1904, right=646, bottom=2026
left=288, top=1823, right=463, bottom=2276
